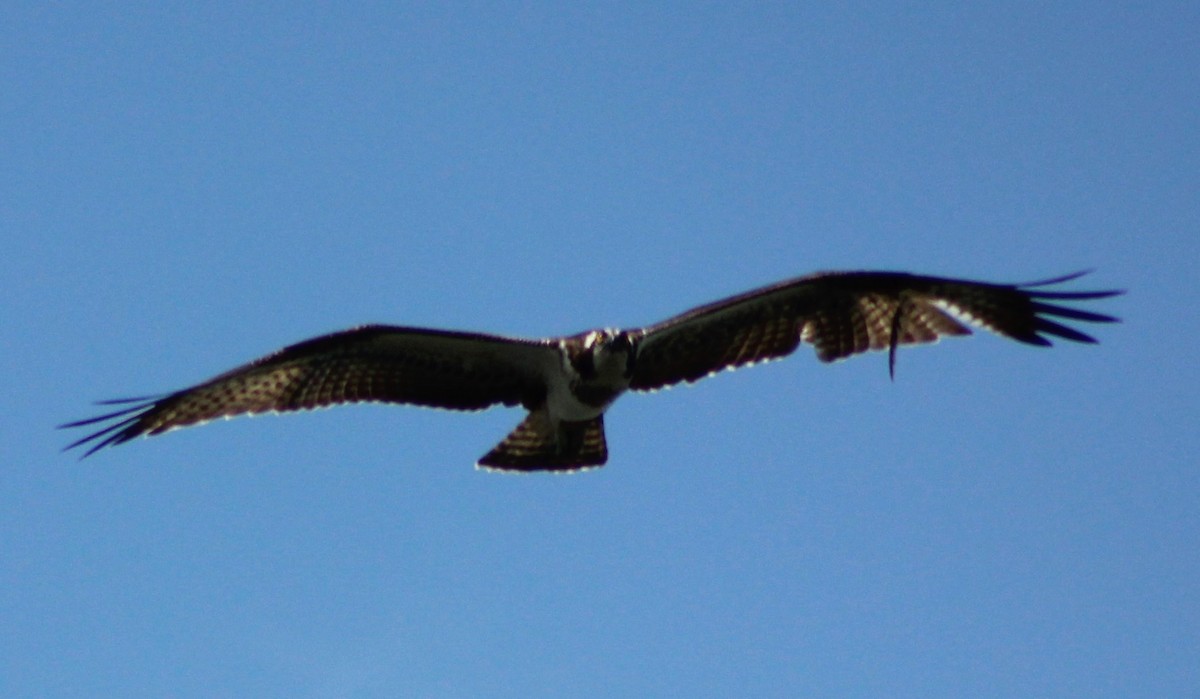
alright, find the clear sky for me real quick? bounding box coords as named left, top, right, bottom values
left=3, top=4, right=1196, bottom=697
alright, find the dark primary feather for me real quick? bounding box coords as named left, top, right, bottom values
left=628, top=270, right=1121, bottom=391
left=62, top=325, right=558, bottom=457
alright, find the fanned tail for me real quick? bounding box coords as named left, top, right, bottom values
left=477, top=410, right=607, bottom=472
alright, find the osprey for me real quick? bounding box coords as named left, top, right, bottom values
left=63, top=270, right=1120, bottom=471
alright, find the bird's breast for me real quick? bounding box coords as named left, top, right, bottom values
left=543, top=369, right=629, bottom=422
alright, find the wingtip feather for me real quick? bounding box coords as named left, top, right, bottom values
left=60, top=396, right=163, bottom=457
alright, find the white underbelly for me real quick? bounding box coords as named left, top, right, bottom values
left=544, top=378, right=608, bottom=422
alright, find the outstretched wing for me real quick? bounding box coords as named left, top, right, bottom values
left=63, top=325, right=560, bottom=457
left=629, top=271, right=1121, bottom=391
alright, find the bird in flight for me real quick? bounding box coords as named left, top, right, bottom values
left=63, top=270, right=1120, bottom=471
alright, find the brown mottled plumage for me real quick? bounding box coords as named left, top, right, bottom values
left=63, top=270, right=1120, bottom=470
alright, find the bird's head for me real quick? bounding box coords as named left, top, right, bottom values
left=580, top=329, right=637, bottom=380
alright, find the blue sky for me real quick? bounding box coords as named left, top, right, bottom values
left=3, top=3, right=1197, bottom=697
